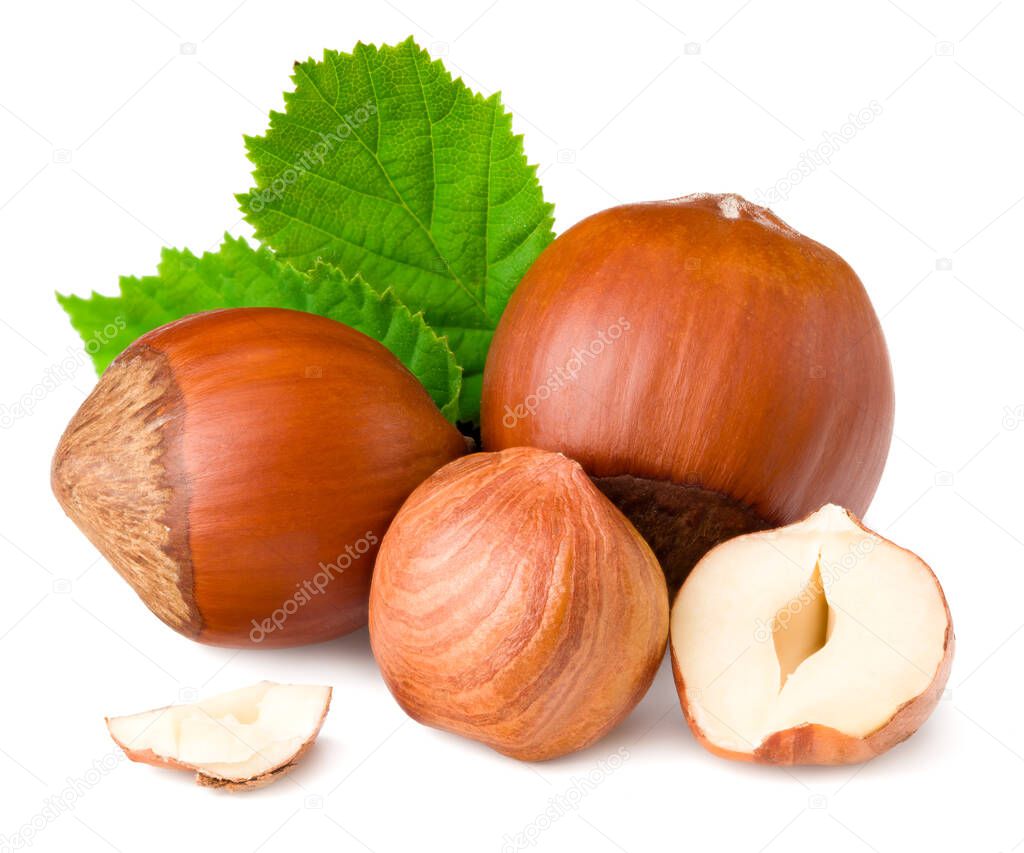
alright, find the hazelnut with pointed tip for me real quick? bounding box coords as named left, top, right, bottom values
left=369, top=446, right=669, bottom=761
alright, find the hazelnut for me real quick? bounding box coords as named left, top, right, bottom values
left=481, top=193, right=894, bottom=594
left=52, top=307, right=467, bottom=647
left=369, top=447, right=669, bottom=760
left=671, top=504, right=953, bottom=764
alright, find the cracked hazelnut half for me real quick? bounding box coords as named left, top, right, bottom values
left=670, top=504, right=953, bottom=765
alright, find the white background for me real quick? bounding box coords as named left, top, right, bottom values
left=2, top=1, right=1022, bottom=850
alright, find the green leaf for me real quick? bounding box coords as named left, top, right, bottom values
left=57, top=235, right=462, bottom=420
left=238, top=37, right=556, bottom=421
left=304, top=262, right=461, bottom=420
